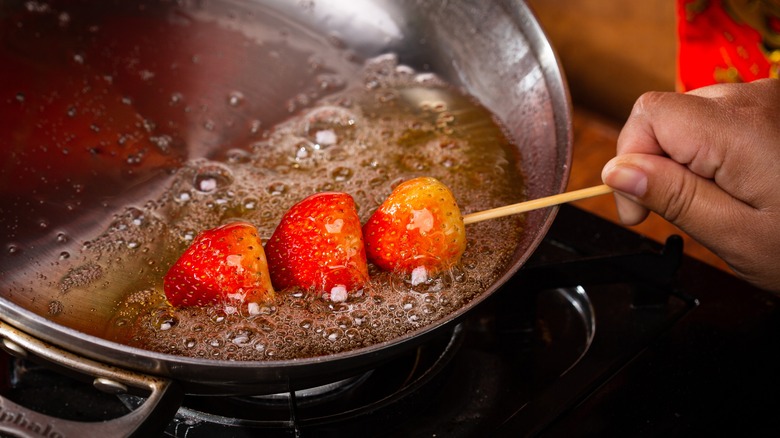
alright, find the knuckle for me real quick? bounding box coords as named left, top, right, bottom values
left=656, top=171, right=698, bottom=225
left=631, top=91, right=665, bottom=118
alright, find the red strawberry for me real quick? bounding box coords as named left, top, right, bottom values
left=363, top=177, right=466, bottom=282
left=163, top=221, right=275, bottom=313
left=265, top=192, right=368, bottom=299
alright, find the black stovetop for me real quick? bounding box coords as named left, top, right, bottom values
left=3, top=205, right=780, bottom=437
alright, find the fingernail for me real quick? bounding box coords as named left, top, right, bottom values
left=604, top=164, right=648, bottom=198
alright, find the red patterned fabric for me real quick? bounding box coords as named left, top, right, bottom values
left=677, top=0, right=780, bottom=91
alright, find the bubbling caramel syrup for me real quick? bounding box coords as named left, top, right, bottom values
left=69, top=55, right=527, bottom=361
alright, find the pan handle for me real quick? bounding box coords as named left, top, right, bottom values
left=0, top=319, right=183, bottom=438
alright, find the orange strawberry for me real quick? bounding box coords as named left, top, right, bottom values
left=265, top=192, right=368, bottom=300
left=163, top=221, right=275, bottom=313
left=363, top=177, right=466, bottom=282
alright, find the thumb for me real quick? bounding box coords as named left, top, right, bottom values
left=601, top=153, right=747, bottom=242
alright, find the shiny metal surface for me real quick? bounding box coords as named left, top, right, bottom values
left=0, top=319, right=183, bottom=437
left=559, top=286, right=596, bottom=375
left=0, top=0, right=571, bottom=393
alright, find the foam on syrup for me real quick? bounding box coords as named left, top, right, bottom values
left=85, top=54, right=527, bottom=361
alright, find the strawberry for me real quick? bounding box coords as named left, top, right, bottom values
left=363, top=177, right=466, bottom=282
left=265, top=192, right=368, bottom=299
left=163, top=221, right=275, bottom=313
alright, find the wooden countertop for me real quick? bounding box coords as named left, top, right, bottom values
left=565, top=107, right=731, bottom=272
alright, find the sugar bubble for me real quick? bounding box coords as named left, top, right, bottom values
left=302, top=106, right=357, bottom=148
left=193, top=163, right=234, bottom=193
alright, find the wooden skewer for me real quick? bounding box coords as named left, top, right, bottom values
left=463, top=184, right=614, bottom=225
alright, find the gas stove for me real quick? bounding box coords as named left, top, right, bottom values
left=2, top=205, right=779, bottom=437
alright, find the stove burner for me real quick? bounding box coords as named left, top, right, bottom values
left=104, top=285, right=597, bottom=437
left=250, top=372, right=375, bottom=404
left=117, top=323, right=465, bottom=436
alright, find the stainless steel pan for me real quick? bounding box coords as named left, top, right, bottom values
left=0, top=0, right=572, bottom=435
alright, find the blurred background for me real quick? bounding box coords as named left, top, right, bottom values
left=529, top=0, right=677, bottom=119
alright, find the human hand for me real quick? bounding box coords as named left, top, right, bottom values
left=601, top=78, right=780, bottom=292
